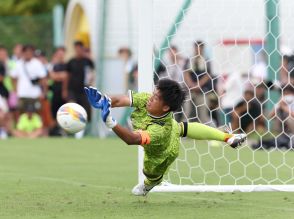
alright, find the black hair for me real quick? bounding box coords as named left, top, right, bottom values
left=157, top=78, right=186, bottom=111
left=22, top=44, right=35, bottom=52
left=194, top=40, right=205, bottom=48
left=118, top=47, right=132, bottom=57
left=283, top=84, right=294, bottom=94
left=74, top=41, right=84, bottom=47
left=170, top=45, right=178, bottom=51
left=0, top=45, right=6, bottom=50
left=54, top=46, right=66, bottom=53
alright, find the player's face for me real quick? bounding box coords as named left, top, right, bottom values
left=75, top=45, right=84, bottom=58
left=147, top=89, right=170, bottom=116
left=23, top=49, right=34, bottom=61
left=0, top=49, right=8, bottom=62
left=55, top=49, right=65, bottom=62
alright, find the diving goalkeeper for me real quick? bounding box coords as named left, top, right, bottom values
left=84, top=79, right=246, bottom=196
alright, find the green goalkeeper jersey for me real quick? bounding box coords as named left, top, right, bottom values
left=130, top=91, right=181, bottom=176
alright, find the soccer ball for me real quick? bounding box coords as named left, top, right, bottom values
left=56, top=103, right=87, bottom=134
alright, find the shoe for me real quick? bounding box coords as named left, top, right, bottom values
left=132, top=183, right=155, bottom=196
left=226, top=133, right=247, bottom=148
left=224, top=123, right=246, bottom=148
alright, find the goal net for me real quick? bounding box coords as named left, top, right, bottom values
left=138, top=0, right=294, bottom=192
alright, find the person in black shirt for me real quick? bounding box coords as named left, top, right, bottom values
left=183, top=41, right=214, bottom=125
left=49, top=47, right=68, bottom=121
left=0, top=46, right=9, bottom=99
left=67, top=41, right=94, bottom=121
left=232, top=89, right=265, bottom=133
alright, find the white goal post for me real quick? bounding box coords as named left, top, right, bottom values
left=138, top=0, right=294, bottom=192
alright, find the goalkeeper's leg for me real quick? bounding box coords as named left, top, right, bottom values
left=132, top=172, right=163, bottom=196
left=180, top=122, right=246, bottom=148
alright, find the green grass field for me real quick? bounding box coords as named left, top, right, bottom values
left=1, top=138, right=294, bottom=219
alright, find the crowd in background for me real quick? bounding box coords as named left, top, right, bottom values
left=0, top=41, right=94, bottom=139
left=152, top=41, right=294, bottom=149
left=0, top=40, right=294, bottom=149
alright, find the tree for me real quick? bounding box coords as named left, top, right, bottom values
left=0, top=0, right=69, bottom=54
left=0, top=0, right=69, bottom=16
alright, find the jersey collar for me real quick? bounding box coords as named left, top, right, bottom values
left=147, top=112, right=170, bottom=119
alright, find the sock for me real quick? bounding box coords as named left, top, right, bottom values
left=181, top=122, right=232, bottom=142
left=143, top=171, right=163, bottom=187
left=144, top=175, right=163, bottom=188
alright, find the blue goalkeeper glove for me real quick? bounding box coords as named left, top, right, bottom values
left=101, top=96, right=117, bottom=129
left=84, top=86, right=103, bottom=109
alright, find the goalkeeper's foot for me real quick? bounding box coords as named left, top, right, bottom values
left=132, top=183, right=155, bottom=196
left=226, top=133, right=247, bottom=148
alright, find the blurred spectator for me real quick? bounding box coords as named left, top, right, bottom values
left=280, top=54, right=294, bottom=87
left=35, top=49, right=50, bottom=73
left=218, top=71, right=244, bottom=125
left=11, top=44, right=23, bottom=62
left=253, top=85, right=294, bottom=150
left=84, top=47, right=94, bottom=60
left=48, top=47, right=68, bottom=135
left=34, top=49, right=55, bottom=133
left=291, top=66, right=294, bottom=85
left=231, top=88, right=265, bottom=133
left=183, top=41, right=214, bottom=125
left=12, top=103, right=43, bottom=138
left=255, top=82, right=267, bottom=107
left=118, top=47, right=135, bottom=91
left=129, top=64, right=138, bottom=91
left=0, top=94, right=10, bottom=139
left=10, top=44, right=47, bottom=113
left=164, top=45, right=186, bottom=81
left=269, top=85, right=294, bottom=134
left=67, top=41, right=94, bottom=123
left=118, top=47, right=133, bottom=69
left=0, top=46, right=9, bottom=100
left=162, top=45, right=188, bottom=122
left=250, top=51, right=268, bottom=85
left=153, top=47, right=167, bottom=84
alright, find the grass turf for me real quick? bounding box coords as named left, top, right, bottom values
left=0, top=138, right=294, bottom=219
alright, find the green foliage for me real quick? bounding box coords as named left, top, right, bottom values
left=0, top=13, right=53, bottom=54
left=0, top=0, right=69, bottom=16
left=0, top=0, right=69, bottom=54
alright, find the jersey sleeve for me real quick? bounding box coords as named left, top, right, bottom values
left=129, top=91, right=151, bottom=108
left=138, top=124, right=164, bottom=146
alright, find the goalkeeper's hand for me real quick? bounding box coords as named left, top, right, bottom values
left=84, top=86, right=103, bottom=109
left=101, top=96, right=117, bottom=129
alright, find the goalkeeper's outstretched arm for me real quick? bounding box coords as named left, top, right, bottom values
left=84, top=87, right=145, bottom=145
left=112, top=124, right=143, bottom=145
left=109, top=95, right=131, bottom=108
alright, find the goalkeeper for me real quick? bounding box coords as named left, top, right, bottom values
left=84, top=79, right=246, bottom=196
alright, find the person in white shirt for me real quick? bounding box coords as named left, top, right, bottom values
left=250, top=52, right=268, bottom=85
left=10, top=45, right=47, bottom=113
left=254, top=85, right=294, bottom=150
left=161, top=45, right=186, bottom=82
left=218, top=71, right=244, bottom=125
left=269, top=85, right=294, bottom=135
